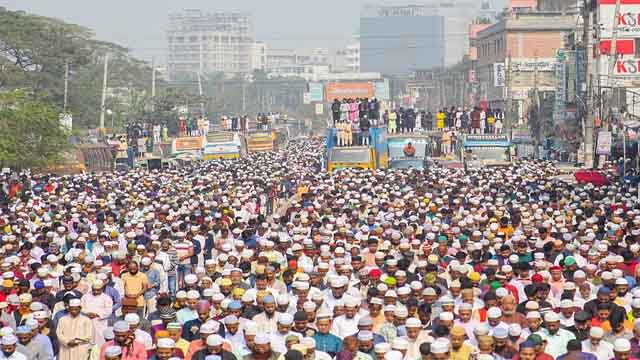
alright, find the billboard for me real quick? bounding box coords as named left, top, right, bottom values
left=174, top=137, right=204, bottom=151
left=494, top=63, right=505, bottom=87
left=510, top=58, right=556, bottom=72
left=600, top=0, right=640, bottom=38
left=309, top=82, right=324, bottom=102
left=325, top=82, right=375, bottom=101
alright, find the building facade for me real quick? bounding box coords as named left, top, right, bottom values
left=167, top=9, right=254, bottom=79
left=473, top=12, right=575, bottom=123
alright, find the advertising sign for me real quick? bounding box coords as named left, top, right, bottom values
left=600, top=0, right=640, bottom=38
left=554, top=50, right=567, bottom=123
left=324, top=82, right=374, bottom=101
left=315, top=103, right=324, bottom=115
left=614, top=57, right=640, bottom=77
left=596, top=130, right=612, bottom=155
left=510, top=58, right=556, bottom=72
left=308, top=82, right=324, bottom=102
left=174, top=137, right=204, bottom=151
left=494, top=63, right=505, bottom=87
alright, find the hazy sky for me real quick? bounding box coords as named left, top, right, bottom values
left=1, top=0, right=380, bottom=62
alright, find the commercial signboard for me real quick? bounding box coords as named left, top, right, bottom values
left=554, top=50, right=567, bottom=123
left=600, top=0, right=640, bottom=38
left=615, top=57, right=640, bottom=77
left=494, top=63, right=505, bottom=87
left=510, top=58, right=556, bottom=72
left=324, top=82, right=374, bottom=101
left=174, top=137, right=204, bottom=151
left=315, top=103, right=324, bottom=115
left=308, top=82, right=324, bottom=102
left=596, top=130, right=612, bottom=155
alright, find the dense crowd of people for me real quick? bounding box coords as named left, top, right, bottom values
left=0, top=136, right=638, bottom=360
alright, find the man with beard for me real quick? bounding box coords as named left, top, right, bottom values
left=15, top=326, right=48, bottom=360
left=253, top=295, right=280, bottom=334
left=121, top=261, right=149, bottom=316
left=565, top=311, right=591, bottom=342
left=56, top=298, right=93, bottom=360
left=493, top=327, right=517, bottom=359
left=183, top=300, right=217, bottom=341
left=243, top=333, right=280, bottom=360
left=0, top=335, right=26, bottom=360
left=99, top=321, right=146, bottom=359
left=193, top=334, right=237, bottom=360
left=80, top=280, right=113, bottom=346
left=542, top=312, right=576, bottom=359
left=584, top=287, right=626, bottom=320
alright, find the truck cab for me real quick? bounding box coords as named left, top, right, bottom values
left=462, top=135, right=512, bottom=169
left=388, top=134, right=433, bottom=170
left=325, top=128, right=388, bottom=172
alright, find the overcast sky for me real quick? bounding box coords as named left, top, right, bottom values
left=0, top=0, right=381, bottom=62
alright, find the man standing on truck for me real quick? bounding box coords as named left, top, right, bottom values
left=403, top=142, right=416, bottom=157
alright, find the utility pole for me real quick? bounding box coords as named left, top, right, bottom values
left=63, top=61, right=69, bottom=113
left=583, top=0, right=595, bottom=168
left=151, top=57, right=156, bottom=112
left=99, top=53, right=109, bottom=130
left=505, top=54, right=513, bottom=141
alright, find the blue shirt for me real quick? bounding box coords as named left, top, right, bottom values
left=313, top=332, right=342, bottom=357
left=557, top=352, right=596, bottom=360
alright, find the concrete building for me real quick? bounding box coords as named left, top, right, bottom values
left=251, top=41, right=267, bottom=72
left=265, top=48, right=331, bottom=78
left=359, top=1, right=508, bottom=76
left=473, top=11, right=576, bottom=123
left=167, top=9, right=254, bottom=79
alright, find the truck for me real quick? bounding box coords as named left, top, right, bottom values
left=325, top=127, right=388, bottom=172
left=203, top=132, right=244, bottom=160
left=246, top=130, right=276, bottom=153
left=462, top=135, right=513, bottom=169
left=387, top=133, right=436, bottom=170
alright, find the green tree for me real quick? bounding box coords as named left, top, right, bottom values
left=0, top=90, right=70, bottom=169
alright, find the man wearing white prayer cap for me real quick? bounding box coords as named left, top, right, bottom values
left=430, top=339, right=450, bottom=360
left=581, top=326, right=613, bottom=360
left=81, top=279, right=113, bottom=346
left=56, top=297, right=93, bottom=360
left=104, top=345, right=122, bottom=360
left=331, top=296, right=361, bottom=339
left=542, top=311, right=576, bottom=359
left=98, top=321, right=146, bottom=359
left=270, top=313, right=301, bottom=354
left=0, top=334, right=25, bottom=360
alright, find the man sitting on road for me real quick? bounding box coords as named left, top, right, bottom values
left=403, top=142, right=416, bottom=157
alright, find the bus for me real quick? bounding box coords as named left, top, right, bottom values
left=462, top=135, right=512, bottom=169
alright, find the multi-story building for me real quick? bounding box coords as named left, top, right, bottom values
left=359, top=1, right=507, bottom=76
left=251, top=41, right=267, bottom=72
left=264, top=48, right=330, bottom=77
left=473, top=11, right=575, bottom=123
left=167, top=9, right=254, bottom=79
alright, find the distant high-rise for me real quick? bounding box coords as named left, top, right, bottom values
left=360, top=1, right=507, bottom=76
left=167, top=9, right=254, bottom=79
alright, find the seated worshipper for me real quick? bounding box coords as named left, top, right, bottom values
left=403, top=142, right=416, bottom=157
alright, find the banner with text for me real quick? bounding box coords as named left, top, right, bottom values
left=325, top=82, right=374, bottom=101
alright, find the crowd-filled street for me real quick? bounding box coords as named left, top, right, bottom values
left=0, top=136, right=635, bottom=360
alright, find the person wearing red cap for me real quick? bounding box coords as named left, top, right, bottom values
left=549, top=266, right=565, bottom=299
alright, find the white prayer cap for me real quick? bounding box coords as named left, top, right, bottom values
left=104, top=345, right=122, bottom=357
left=255, top=333, right=270, bottom=345
left=430, top=339, right=450, bottom=354
left=124, top=313, right=140, bottom=325
left=278, top=313, right=294, bottom=325
left=614, top=338, right=631, bottom=352
left=487, top=307, right=502, bottom=318
left=113, top=321, right=130, bottom=333
left=157, top=338, right=175, bottom=349
left=590, top=327, right=604, bottom=338
left=69, top=298, right=81, bottom=307
left=1, top=335, right=17, bottom=346
left=384, top=351, right=404, bottom=360
left=207, top=334, right=223, bottom=347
